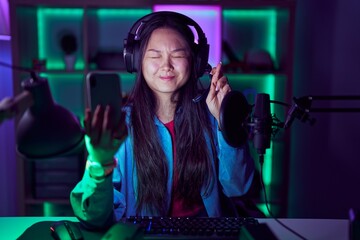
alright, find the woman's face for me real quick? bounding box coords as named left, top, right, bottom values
left=142, top=27, right=191, bottom=99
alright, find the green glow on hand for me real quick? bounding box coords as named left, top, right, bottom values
left=84, top=134, right=92, bottom=158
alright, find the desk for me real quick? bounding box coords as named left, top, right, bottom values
left=259, top=218, right=349, bottom=240
left=0, top=217, right=349, bottom=240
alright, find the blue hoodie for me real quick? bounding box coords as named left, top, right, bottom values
left=70, top=107, right=255, bottom=229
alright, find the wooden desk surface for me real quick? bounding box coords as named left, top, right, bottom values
left=0, top=216, right=349, bottom=240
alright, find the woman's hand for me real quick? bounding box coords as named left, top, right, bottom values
left=84, top=105, right=127, bottom=165
left=206, top=62, right=231, bottom=125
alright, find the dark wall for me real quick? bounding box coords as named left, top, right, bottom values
left=288, top=0, right=360, bottom=218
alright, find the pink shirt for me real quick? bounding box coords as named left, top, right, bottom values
left=164, top=120, right=205, bottom=217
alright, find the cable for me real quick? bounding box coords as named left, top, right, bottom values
left=270, top=100, right=291, bottom=107
left=258, top=154, right=308, bottom=240
left=0, top=60, right=33, bottom=73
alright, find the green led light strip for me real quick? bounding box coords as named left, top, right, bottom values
left=96, top=8, right=151, bottom=18
left=262, top=74, right=275, bottom=187
left=37, top=8, right=84, bottom=70
left=222, top=9, right=277, bottom=65
left=227, top=73, right=275, bottom=186
left=223, top=9, right=278, bottom=189
left=37, top=8, right=152, bottom=70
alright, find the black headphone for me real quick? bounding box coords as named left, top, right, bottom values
left=123, top=11, right=210, bottom=78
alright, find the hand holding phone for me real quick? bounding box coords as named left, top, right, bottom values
left=84, top=72, right=126, bottom=164
left=86, top=72, right=122, bottom=124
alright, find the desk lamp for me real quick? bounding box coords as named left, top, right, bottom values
left=0, top=72, right=84, bottom=159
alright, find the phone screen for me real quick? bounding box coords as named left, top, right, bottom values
left=85, top=72, right=122, bottom=123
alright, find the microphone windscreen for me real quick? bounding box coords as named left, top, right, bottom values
left=219, top=91, right=251, bottom=148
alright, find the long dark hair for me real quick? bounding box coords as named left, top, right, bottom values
left=126, top=13, right=215, bottom=215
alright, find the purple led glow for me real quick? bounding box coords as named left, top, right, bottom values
left=0, top=20, right=16, bottom=216
left=0, top=35, right=10, bottom=40
left=0, top=0, right=10, bottom=36
left=153, top=5, right=221, bottom=67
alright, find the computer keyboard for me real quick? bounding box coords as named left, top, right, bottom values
left=121, top=216, right=259, bottom=239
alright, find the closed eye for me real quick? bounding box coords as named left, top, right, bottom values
left=172, top=49, right=189, bottom=58
left=146, top=49, right=161, bottom=58
left=172, top=55, right=187, bottom=58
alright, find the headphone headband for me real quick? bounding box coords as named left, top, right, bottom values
left=123, top=11, right=210, bottom=77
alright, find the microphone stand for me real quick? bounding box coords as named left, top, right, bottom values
left=298, top=95, right=360, bottom=112
left=283, top=95, right=360, bottom=129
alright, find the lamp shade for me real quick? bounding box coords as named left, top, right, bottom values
left=16, top=76, right=84, bottom=159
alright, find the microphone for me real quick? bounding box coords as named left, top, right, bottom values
left=219, top=92, right=273, bottom=155
left=252, top=93, right=272, bottom=155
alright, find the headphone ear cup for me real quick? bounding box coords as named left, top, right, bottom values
left=124, top=36, right=140, bottom=73
left=132, top=43, right=140, bottom=72
left=124, top=38, right=134, bottom=73
left=196, top=43, right=210, bottom=77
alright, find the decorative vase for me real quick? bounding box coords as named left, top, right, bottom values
left=64, top=54, right=76, bottom=71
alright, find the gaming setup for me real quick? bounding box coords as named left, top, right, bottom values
left=0, top=11, right=357, bottom=240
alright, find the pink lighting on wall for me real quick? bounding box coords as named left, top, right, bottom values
left=0, top=0, right=10, bottom=37
left=153, top=5, right=221, bottom=67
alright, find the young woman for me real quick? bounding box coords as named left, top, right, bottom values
left=70, top=11, right=255, bottom=229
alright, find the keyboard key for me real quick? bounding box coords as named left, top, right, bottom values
left=120, top=216, right=259, bottom=239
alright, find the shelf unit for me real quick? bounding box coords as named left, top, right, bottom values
left=9, top=0, right=296, bottom=217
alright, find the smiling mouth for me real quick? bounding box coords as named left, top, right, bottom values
left=160, top=76, right=175, bottom=80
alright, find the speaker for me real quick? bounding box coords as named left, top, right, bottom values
left=123, top=11, right=210, bottom=78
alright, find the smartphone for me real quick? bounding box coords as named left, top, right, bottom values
left=85, top=72, right=122, bottom=124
